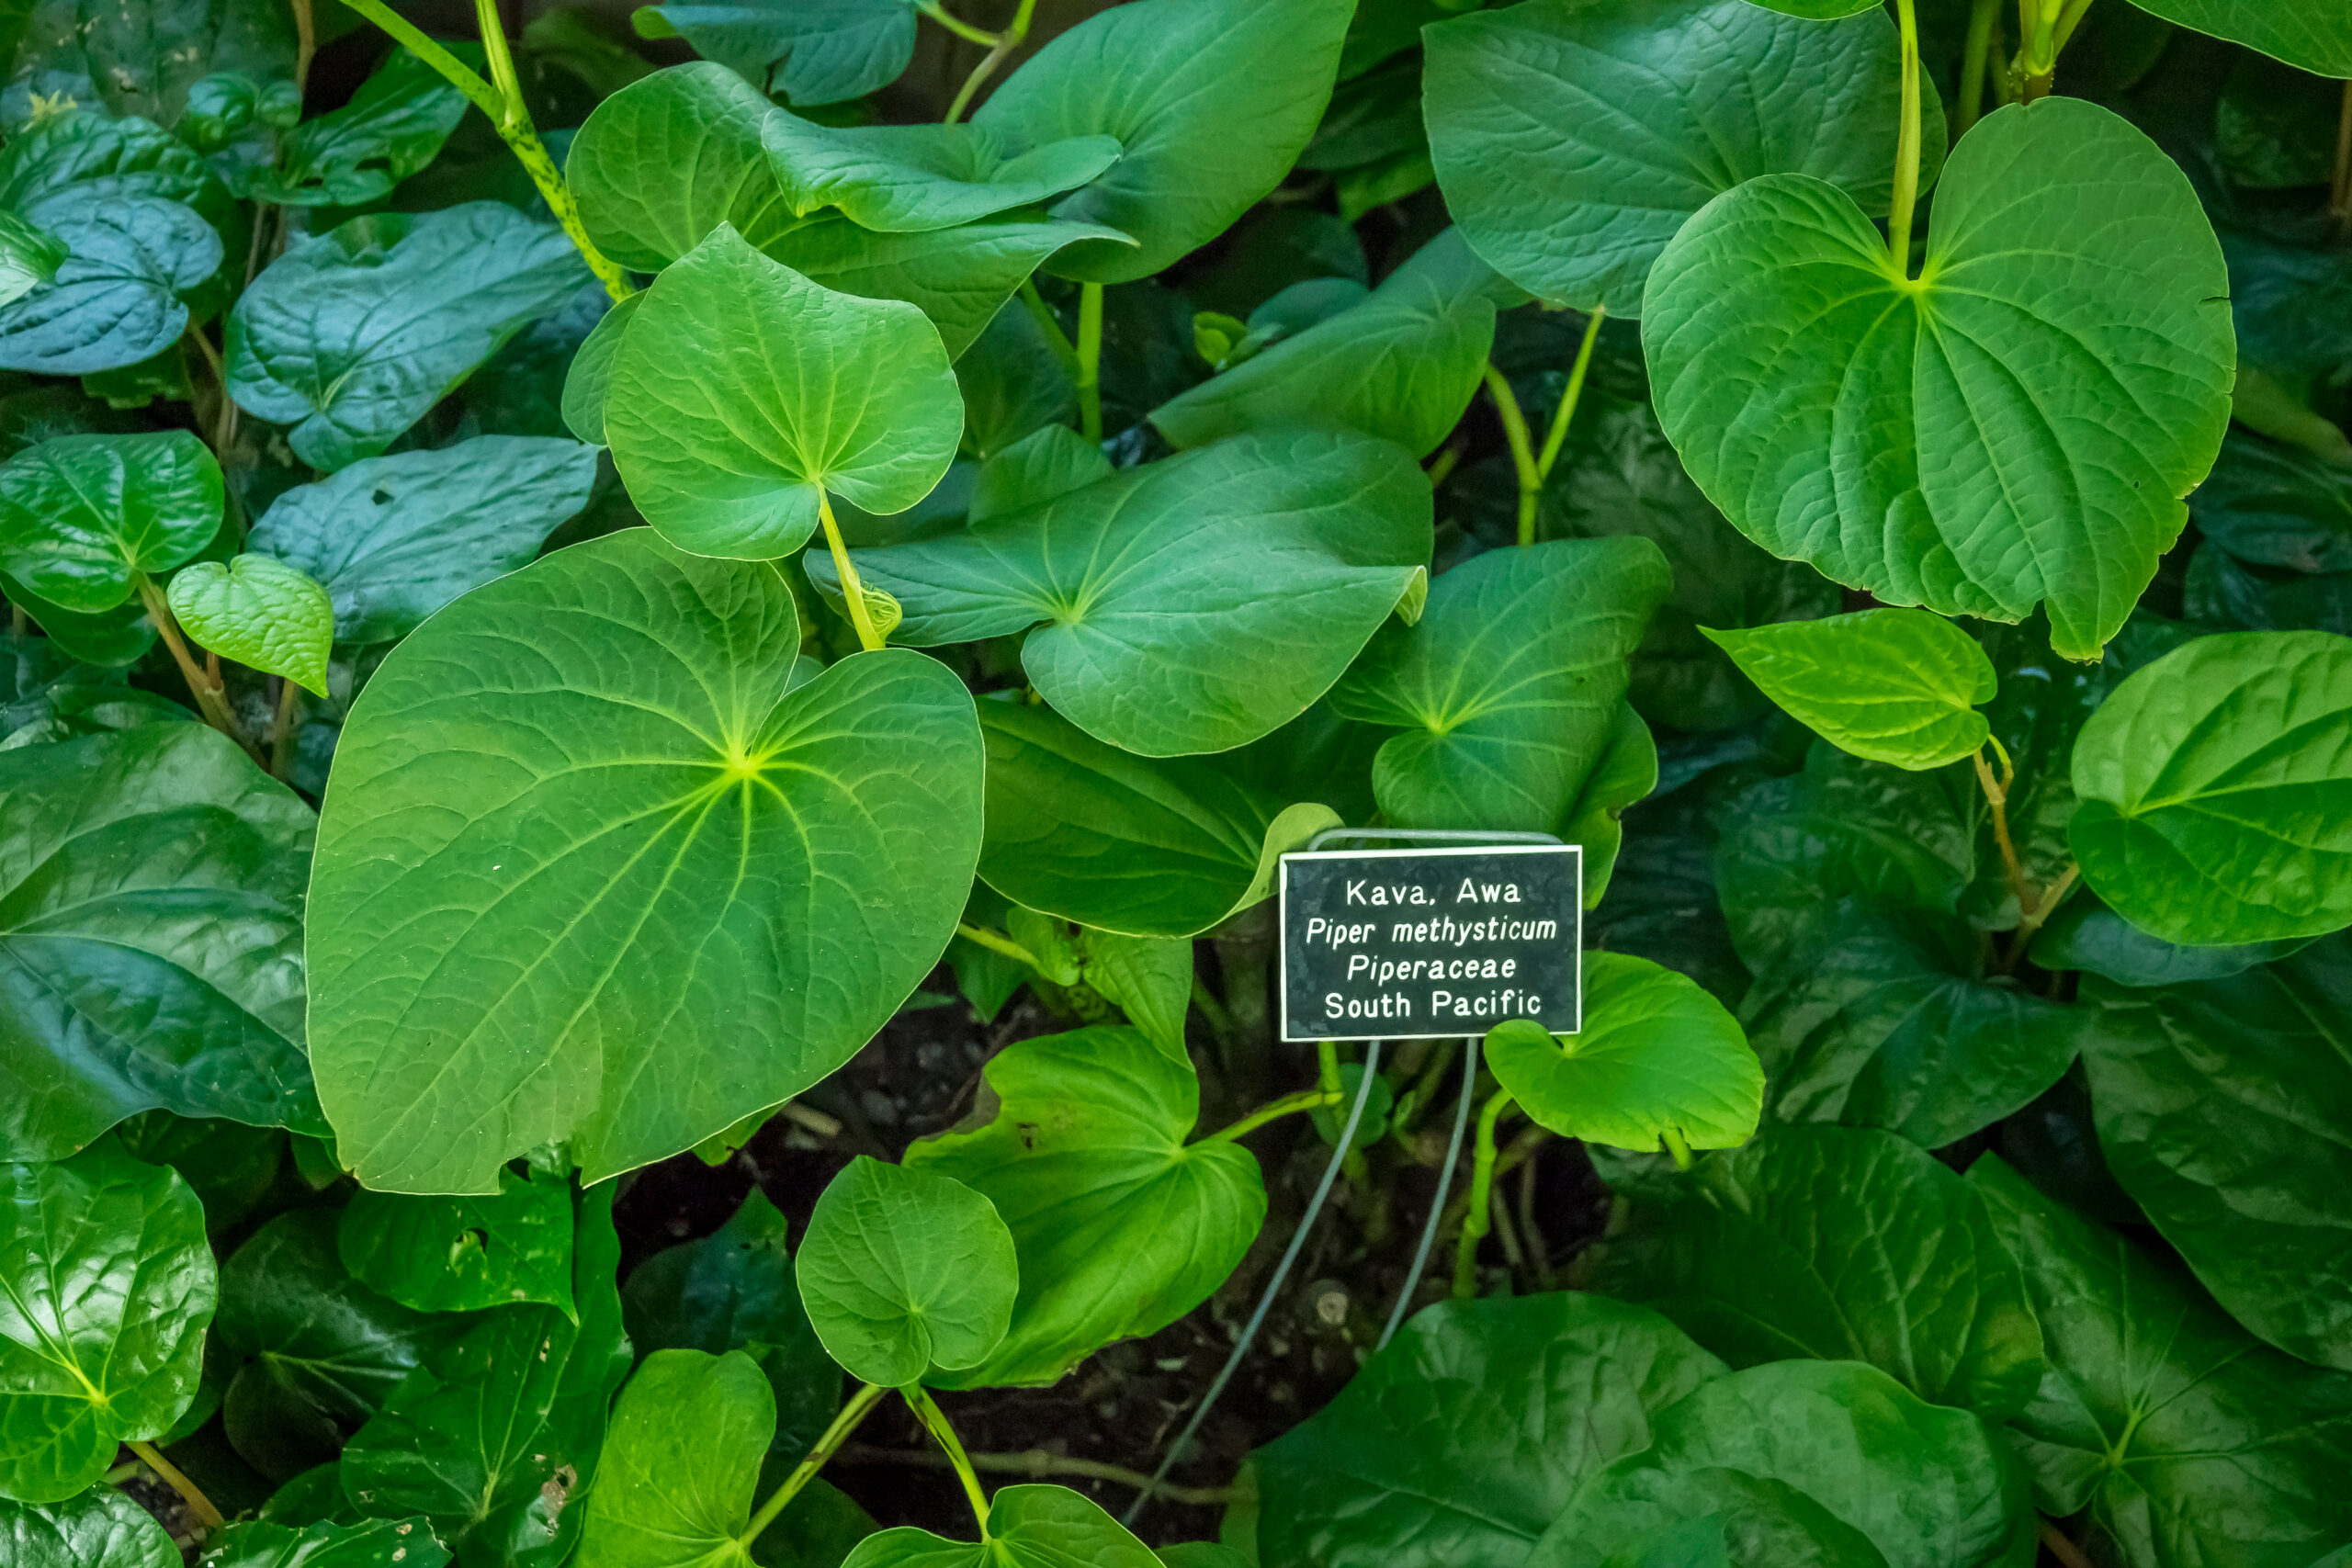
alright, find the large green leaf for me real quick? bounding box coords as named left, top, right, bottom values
left=338, top=1160, right=576, bottom=1318
left=2127, top=0, right=2352, bottom=76
left=0, top=192, right=220, bottom=377
left=201, top=1517, right=454, bottom=1568
left=2077, top=939, right=2352, bottom=1370
left=631, top=0, right=914, bottom=106
left=227, top=203, right=590, bottom=469
left=0, top=1484, right=178, bottom=1567
left=1148, top=227, right=1498, bottom=458
left=903, top=1026, right=1262, bottom=1389
left=0, top=1138, right=213, bottom=1503
left=571, top=1347, right=773, bottom=1568
left=215, top=1211, right=459, bottom=1483
left=971, top=0, right=1353, bottom=283
left=815, top=428, right=1428, bottom=755
left=2069, top=629, right=2352, bottom=947
left=8, top=0, right=291, bottom=125
left=245, top=49, right=466, bottom=208
left=1253, top=1293, right=1727, bottom=1568
left=1425, top=0, right=1937, bottom=315
left=0, top=723, right=321, bottom=1162
left=842, top=1485, right=1159, bottom=1568
left=1971, top=1154, right=2352, bottom=1567
left=619, top=1189, right=837, bottom=1461
left=1596, top=1124, right=2044, bottom=1418
left=1705, top=609, right=1995, bottom=772
left=307, top=531, right=984, bottom=1192
left=604, top=226, right=961, bottom=560
left=1533, top=1360, right=2033, bottom=1568
left=0, top=429, right=219, bottom=611
left=567, top=62, right=797, bottom=273
left=339, top=1185, right=631, bottom=1563
left=763, top=114, right=1121, bottom=233
left=975, top=699, right=1340, bottom=938
left=165, top=554, right=333, bottom=697
left=1487, top=953, right=1762, bottom=1153
left=246, top=436, right=599, bottom=643
left=1329, top=537, right=1669, bottom=834
left=1644, top=97, right=2233, bottom=660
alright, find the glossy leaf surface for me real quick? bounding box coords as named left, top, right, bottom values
left=248, top=49, right=466, bottom=207
left=166, top=555, right=333, bottom=697
left=201, top=1517, right=454, bottom=1568
left=0, top=1485, right=178, bottom=1567
left=0, top=430, right=220, bottom=612
left=0, top=192, right=220, bottom=377
left=1705, top=609, right=1995, bottom=772
left=634, top=0, right=914, bottom=106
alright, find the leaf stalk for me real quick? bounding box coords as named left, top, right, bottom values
left=1482, top=365, right=1542, bottom=547
left=944, top=0, right=1038, bottom=125
left=1887, top=0, right=1923, bottom=274
left=1076, top=281, right=1104, bottom=445
left=817, top=491, right=888, bottom=652
left=1451, top=1086, right=1517, bottom=1297
left=905, top=1384, right=991, bottom=1532
left=129, top=1438, right=222, bottom=1531
left=134, top=576, right=249, bottom=749
left=956, top=921, right=1040, bottom=969
left=741, top=1380, right=889, bottom=1548
left=1204, top=1082, right=1345, bottom=1144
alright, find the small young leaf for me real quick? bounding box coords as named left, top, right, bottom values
left=763, top=113, right=1122, bottom=231
left=1485, top=953, right=1763, bottom=1154
left=572, top=1348, right=773, bottom=1568
left=604, top=225, right=962, bottom=560
left=244, top=48, right=467, bottom=208
left=1702, top=608, right=1996, bottom=772
left=0, top=429, right=221, bottom=612
left=795, top=1156, right=1017, bottom=1387
left=0, top=210, right=66, bottom=309
left=166, top=555, right=334, bottom=697
left=842, top=1484, right=1159, bottom=1568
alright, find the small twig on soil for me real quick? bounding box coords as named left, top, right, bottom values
left=780, top=1101, right=842, bottom=1139
left=837, top=1444, right=1236, bottom=1507
left=2038, top=1517, right=2096, bottom=1568
left=129, top=1439, right=222, bottom=1532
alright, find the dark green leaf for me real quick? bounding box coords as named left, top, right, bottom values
left=2189, top=432, right=2352, bottom=572
left=200, top=1517, right=455, bottom=1568
left=0, top=1484, right=177, bottom=1567
left=1704, top=609, right=1995, bottom=773
left=2125, top=0, right=2351, bottom=75
left=338, top=1161, right=576, bottom=1318
left=631, top=0, right=913, bottom=107
left=955, top=303, right=1074, bottom=460
left=9, top=0, right=291, bottom=125
left=0, top=110, right=226, bottom=218
left=0, top=191, right=220, bottom=376
left=245, top=49, right=466, bottom=207
left=0, top=429, right=219, bottom=611
left=2030, top=893, right=2306, bottom=987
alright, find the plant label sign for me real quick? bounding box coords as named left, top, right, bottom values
left=1277, top=844, right=1582, bottom=1042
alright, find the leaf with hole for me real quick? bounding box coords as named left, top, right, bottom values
left=337, top=1160, right=576, bottom=1318
left=199, top=1517, right=454, bottom=1568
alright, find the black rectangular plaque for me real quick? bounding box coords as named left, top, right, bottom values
left=1277, top=844, right=1582, bottom=1042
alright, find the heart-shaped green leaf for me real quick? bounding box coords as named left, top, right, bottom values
left=572, top=1347, right=775, bottom=1568
left=976, top=700, right=1341, bottom=938
left=1149, top=227, right=1499, bottom=457
left=1704, top=608, right=1996, bottom=772
left=904, top=1025, right=1263, bottom=1388
left=0, top=211, right=65, bottom=310
left=972, top=0, right=1353, bottom=283
left=0, top=1137, right=213, bottom=1503
left=306, top=530, right=984, bottom=1192
left=0, top=430, right=220, bottom=612
left=166, top=554, right=332, bottom=696
left=1329, top=536, right=1669, bottom=833
left=1644, top=96, right=2234, bottom=660
left=2128, top=0, right=2352, bottom=76
left=1486, top=953, right=1762, bottom=1153
left=2070, top=629, right=2352, bottom=946
left=244, top=48, right=466, bottom=208
left=631, top=0, right=914, bottom=107
left=337, top=1160, right=576, bottom=1317
left=0, top=111, right=227, bottom=220
left=0, top=723, right=322, bottom=1162
left=247, top=435, right=599, bottom=643
left=604, top=226, right=961, bottom=560
left=567, top=62, right=798, bottom=272
left=227, top=203, right=590, bottom=469
left=1425, top=0, right=1937, bottom=314
left=0, top=1485, right=179, bottom=1567
left=0, top=192, right=220, bottom=376
left=815, top=428, right=1429, bottom=755
left=842, top=1485, right=1159, bottom=1568
left=795, top=1156, right=1017, bottom=1387
left=764, top=113, right=1122, bottom=232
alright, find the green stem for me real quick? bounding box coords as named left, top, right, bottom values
left=742, top=1382, right=889, bottom=1548
left=956, top=921, right=1040, bottom=969
left=817, top=491, right=887, bottom=652
left=291, top=0, right=315, bottom=93
left=944, top=0, right=1036, bottom=124
left=335, top=0, right=633, bottom=302
left=129, top=1439, right=222, bottom=1531
left=1204, top=1083, right=1344, bottom=1144
left=1482, top=364, right=1542, bottom=547
left=1316, top=1039, right=1344, bottom=1098
left=2051, top=0, right=2095, bottom=54
left=1957, top=0, right=1997, bottom=137
left=1971, top=740, right=2035, bottom=920
left=1451, top=1088, right=1515, bottom=1298
left=1076, top=281, right=1104, bottom=445
left=268, top=676, right=303, bottom=781
left=135, top=577, right=246, bottom=747
left=1887, top=0, right=1923, bottom=275
left=918, top=0, right=999, bottom=48
left=905, top=1385, right=991, bottom=1534
left=1019, top=278, right=1080, bottom=374
left=1532, top=307, right=1605, bottom=487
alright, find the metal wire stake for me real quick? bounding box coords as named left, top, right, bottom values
left=1379, top=1032, right=1479, bottom=1350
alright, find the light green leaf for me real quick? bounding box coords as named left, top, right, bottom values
left=1532, top=1360, right=2033, bottom=1568
left=972, top=0, right=1353, bottom=283
left=1077, top=932, right=1194, bottom=1061
left=0, top=192, right=220, bottom=378
left=631, top=0, right=914, bottom=106
left=2078, top=937, right=2352, bottom=1370
left=2070, top=629, right=2352, bottom=946
left=0, top=724, right=322, bottom=1162
left=227, top=203, right=590, bottom=469
left=842, top=1485, right=1159, bottom=1568
left=1703, top=609, right=1996, bottom=772
left=246, top=435, right=599, bottom=643
left=1971, top=1153, right=2352, bottom=1567
left=0, top=1485, right=179, bottom=1568
left=0, top=1138, right=214, bottom=1503
left=337, top=1160, right=576, bottom=1318
left=1486, top=953, right=1761, bottom=1153
left=306, top=531, right=984, bottom=1192
left=1329, top=537, right=1669, bottom=833
left=1644, top=96, right=2234, bottom=660
left=814, top=428, right=1428, bottom=755
left=245, top=48, right=465, bottom=207
left=0, top=430, right=220, bottom=611
left=2127, top=0, right=2352, bottom=76
left=764, top=113, right=1121, bottom=232
left=165, top=555, right=332, bottom=696
left=1426, top=0, right=1937, bottom=314
left=0, top=211, right=66, bottom=310
left=1732, top=0, right=1882, bottom=18
left=904, top=1026, right=1261, bottom=1388
left=795, top=1155, right=1016, bottom=1386
left=567, top=62, right=797, bottom=273
left=758, top=213, right=1133, bottom=361
left=199, top=1517, right=454, bottom=1568
left=1594, top=1123, right=2045, bottom=1418
left=1558, top=702, right=1657, bottom=908
left=1149, top=227, right=1498, bottom=457
left=977, top=700, right=1341, bottom=938
left=1253, top=1292, right=1726, bottom=1568
left=561, top=293, right=638, bottom=447
left=572, top=1348, right=773, bottom=1568
left=605, top=226, right=961, bottom=560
